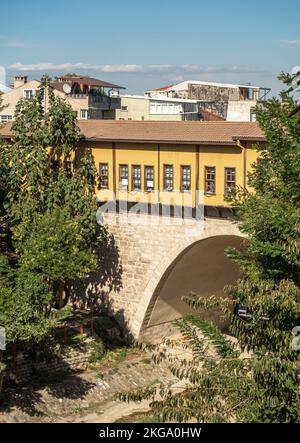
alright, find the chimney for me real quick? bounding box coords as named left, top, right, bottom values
left=13, top=76, right=28, bottom=88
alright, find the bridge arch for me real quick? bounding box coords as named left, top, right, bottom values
left=87, top=214, right=245, bottom=342
left=138, top=235, right=243, bottom=342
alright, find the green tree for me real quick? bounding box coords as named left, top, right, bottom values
left=0, top=75, right=105, bottom=344
left=0, top=94, right=12, bottom=289
left=120, top=74, right=300, bottom=422
left=0, top=94, right=7, bottom=223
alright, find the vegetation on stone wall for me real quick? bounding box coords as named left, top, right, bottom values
left=120, top=73, right=300, bottom=422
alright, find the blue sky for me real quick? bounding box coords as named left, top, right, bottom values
left=0, top=0, right=300, bottom=95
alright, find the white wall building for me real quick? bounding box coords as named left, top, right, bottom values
left=145, top=80, right=270, bottom=122
left=116, top=94, right=202, bottom=121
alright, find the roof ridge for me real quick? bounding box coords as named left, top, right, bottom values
left=80, top=120, right=259, bottom=126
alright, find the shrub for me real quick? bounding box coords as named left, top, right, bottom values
left=93, top=316, right=117, bottom=336
left=88, top=339, right=106, bottom=363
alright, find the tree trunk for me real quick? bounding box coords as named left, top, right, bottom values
left=54, top=280, right=70, bottom=309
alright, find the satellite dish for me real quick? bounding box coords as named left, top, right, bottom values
left=63, top=83, right=72, bottom=94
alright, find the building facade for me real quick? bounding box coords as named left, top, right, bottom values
left=0, top=76, right=125, bottom=123
left=76, top=120, right=264, bottom=217
left=0, top=120, right=264, bottom=217
left=146, top=80, right=271, bottom=122
left=115, top=95, right=201, bottom=121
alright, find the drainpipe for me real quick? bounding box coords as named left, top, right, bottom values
left=236, top=139, right=247, bottom=191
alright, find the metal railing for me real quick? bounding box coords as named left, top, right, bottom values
left=68, top=93, right=88, bottom=99
left=66, top=93, right=121, bottom=109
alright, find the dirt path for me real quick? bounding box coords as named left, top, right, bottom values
left=70, top=399, right=152, bottom=423
left=0, top=353, right=178, bottom=423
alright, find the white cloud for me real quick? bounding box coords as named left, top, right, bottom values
left=282, top=39, right=300, bottom=46
left=9, top=62, right=143, bottom=73
left=8, top=62, right=267, bottom=76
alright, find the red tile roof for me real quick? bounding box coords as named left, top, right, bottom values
left=199, top=108, right=226, bottom=122
left=0, top=120, right=265, bottom=145
left=149, top=84, right=175, bottom=92
left=78, top=120, right=265, bottom=145
left=53, top=76, right=125, bottom=90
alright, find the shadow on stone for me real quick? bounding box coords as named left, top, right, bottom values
left=71, top=233, right=123, bottom=313
left=0, top=353, right=96, bottom=417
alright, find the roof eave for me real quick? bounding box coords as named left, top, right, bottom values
left=232, top=136, right=266, bottom=142
left=81, top=136, right=237, bottom=146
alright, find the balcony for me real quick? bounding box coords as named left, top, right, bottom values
left=89, top=95, right=121, bottom=110
left=68, top=93, right=88, bottom=99
left=66, top=93, right=121, bottom=111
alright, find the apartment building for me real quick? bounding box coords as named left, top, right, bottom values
left=0, top=75, right=125, bottom=123
left=116, top=95, right=202, bottom=121
left=145, top=80, right=271, bottom=122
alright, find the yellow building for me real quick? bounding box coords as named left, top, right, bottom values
left=0, top=120, right=264, bottom=217
left=77, top=120, right=264, bottom=217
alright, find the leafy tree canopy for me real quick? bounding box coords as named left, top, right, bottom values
left=120, top=73, right=300, bottom=423
left=0, top=75, right=104, bottom=344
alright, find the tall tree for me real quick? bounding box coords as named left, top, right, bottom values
left=0, top=76, right=105, bottom=344
left=120, top=74, right=300, bottom=422
left=0, top=94, right=7, bottom=224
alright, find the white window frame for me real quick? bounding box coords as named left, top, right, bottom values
left=163, top=164, right=174, bottom=191
left=0, top=115, right=13, bottom=123
left=156, top=103, right=162, bottom=114
left=168, top=103, right=174, bottom=114
left=80, top=109, right=88, bottom=120
left=23, top=89, right=35, bottom=99
left=150, top=102, right=156, bottom=114
left=144, top=166, right=155, bottom=192
left=173, top=104, right=179, bottom=114
left=132, top=165, right=142, bottom=191
left=119, top=164, right=129, bottom=191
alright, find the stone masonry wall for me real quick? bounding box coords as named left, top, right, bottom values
left=84, top=213, right=242, bottom=340
left=6, top=345, right=93, bottom=383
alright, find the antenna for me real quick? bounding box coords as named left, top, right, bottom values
left=63, top=83, right=72, bottom=94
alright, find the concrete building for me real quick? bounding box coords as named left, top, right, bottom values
left=145, top=80, right=271, bottom=122
left=0, top=75, right=125, bottom=123
left=0, top=76, right=205, bottom=123
left=115, top=95, right=202, bottom=121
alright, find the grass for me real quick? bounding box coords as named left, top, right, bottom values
left=115, top=411, right=161, bottom=423
left=71, top=334, right=88, bottom=343
left=97, top=347, right=139, bottom=368
left=70, top=406, right=83, bottom=414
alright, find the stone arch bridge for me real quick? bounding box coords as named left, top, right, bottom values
left=80, top=213, right=244, bottom=343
